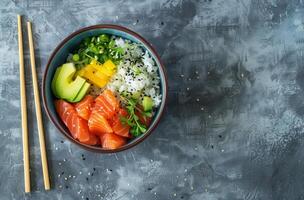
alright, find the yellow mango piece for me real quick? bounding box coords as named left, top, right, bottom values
left=102, top=60, right=116, bottom=76
left=76, top=59, right=116, bottom=88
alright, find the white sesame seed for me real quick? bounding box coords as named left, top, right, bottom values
left=186, top=87, right=190, bottom=91
left=174, top=193, right=177, bottom=196
left=79, top=171, right=82, bottom=175
left=201, top=107, right=204, bottom=111
left=58, top=162, right=62, bottom=166
left=58, top=174, right=61, bottom=178
left=196, top=98, right=200, bottom=102
left=180, top=74, right=184, bottom=78
left=64, top=177, right=68, bottom=181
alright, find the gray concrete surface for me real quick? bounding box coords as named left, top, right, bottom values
left=1, top=0, right=304, bottom=199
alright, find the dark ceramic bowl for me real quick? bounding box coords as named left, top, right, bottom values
left=42, top=24, right=167, bottom=153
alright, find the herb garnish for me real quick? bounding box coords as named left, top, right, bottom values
left=120, top=98, right=152, bottom=137
left=68, top=34, right=124, bottom=68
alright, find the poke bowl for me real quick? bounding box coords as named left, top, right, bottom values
left=42, top=24, right=167, bottom=153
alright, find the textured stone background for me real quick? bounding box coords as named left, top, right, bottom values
left=1, top=0, right=304, bottom=199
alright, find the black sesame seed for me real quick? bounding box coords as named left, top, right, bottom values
left=65, top=186, right=69, bottom=189
left=91, top=173, right=94, bottom=176
left=82, top=158, right=86, bottom=160
left=61, top=172, right=64, bottom=175
left=60, top=141, right=64, bottom=143
left=211, top=145, right=214, bottom=149
left=93, top=168, right=96, bottom=171
left=109, top=169, right=113, bottom=172
left=86, top=177, right=89, bottom=181
left=86, top=198, right=89, bottom=200
left=147, top=187, right=152, bottom=191
left=161, top=21, right=164, bottom=25
left=81, top=154, right=84, bottom=157
left=218, top=135, right=222, bottom=138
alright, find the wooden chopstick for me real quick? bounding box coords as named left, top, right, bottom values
left=17, top=15, right=31, bottom=193
left=27, top=21, right=51, bottom=190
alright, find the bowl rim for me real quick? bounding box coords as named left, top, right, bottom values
left=42, top=24, right=168, bottom=153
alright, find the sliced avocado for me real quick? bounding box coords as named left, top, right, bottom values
left=142, top=96, right=153, bottom=111
left=132, top=91, right=141, bottom=99
left=70, top=82, right=91, bottom=102
left=55, top=63, right=87, bottom=101
left=51, top=66, right=62, bottom=97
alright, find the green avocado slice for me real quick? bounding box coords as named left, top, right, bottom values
left=69, top=82, right=91, bottom=102
left=54, top=63, right=87, bottom=101
left=51, top=66, right=62, bottom=98
left=142, top=96, right=153, bottom=111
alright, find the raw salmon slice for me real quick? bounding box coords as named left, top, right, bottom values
left=112, top=108, right=130, bottom=138
left=55, top=99, right=90, bottom=142
left=75, top=95, right=94, bottom=120
left=102, top=89, right=119, bottom=110
left=100, top=133, right=126, bottom=150
left=94, top=95, right=116, bottom=119
left=88, top=109, right=113, bottom=136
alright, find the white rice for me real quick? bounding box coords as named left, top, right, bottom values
left=106, top=37, right=162, bottom=107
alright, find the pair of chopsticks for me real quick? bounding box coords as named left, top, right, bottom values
left=17, top=15, right=50, bottom=193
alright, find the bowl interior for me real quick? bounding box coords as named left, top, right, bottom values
left=43, top=26, right=167, bottom=152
